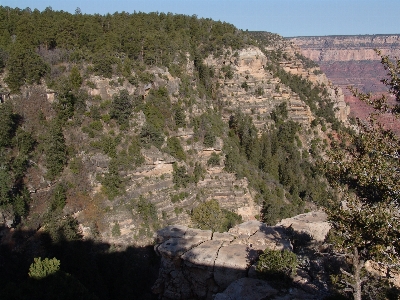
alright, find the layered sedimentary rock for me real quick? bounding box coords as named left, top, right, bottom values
left=291, top=35, right=400, bottom=62
left=290, top=35, right=400, bottom=134
left=210, top=46, right=349, bottom=125
left=289, top=35, right=400, bottom=94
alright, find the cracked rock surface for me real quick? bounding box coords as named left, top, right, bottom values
left=152, top=221, right=291, bottom=299
left=152, top=215, right=333, bottom=299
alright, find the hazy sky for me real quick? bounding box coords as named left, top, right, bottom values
left=2, top=0, right=399, bottom=37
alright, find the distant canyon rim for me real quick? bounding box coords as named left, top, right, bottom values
left=289, top=34, right=400, bottom=134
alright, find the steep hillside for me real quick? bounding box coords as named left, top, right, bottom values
left=0, top=8, right=350, bottom=299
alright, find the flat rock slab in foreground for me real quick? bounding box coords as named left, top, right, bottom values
left=152, top=215, right=331, bottom=299
left=152, top=221, right=292, bottom=299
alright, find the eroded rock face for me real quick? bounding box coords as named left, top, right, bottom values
left=290, top=35, right=400, bottom=62
left=152, top=221, right=291, bottom=299
left=277, top=211, right=330, bottom=243
left=290, top=35, right=400, bottom=133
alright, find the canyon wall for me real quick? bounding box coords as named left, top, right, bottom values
left=291, top=35, right=400, bottom=62
left=290, top=35, right=400, bottom=134
left=289, top=35, right=400, bottom=94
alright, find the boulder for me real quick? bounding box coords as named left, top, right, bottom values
left=277, top=211, right=330, bottom=242
left=214, top=244, right=258, bottom=289
left=214, top=278, right=278, bottom=300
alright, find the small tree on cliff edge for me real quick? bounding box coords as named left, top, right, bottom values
left=325, top=50, right=400, bottom=300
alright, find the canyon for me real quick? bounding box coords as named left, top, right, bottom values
left=290, top=35, right=400, bottom=133
left=1, top=9, right=398, bottom=299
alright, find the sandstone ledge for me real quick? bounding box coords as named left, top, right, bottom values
left=152, top=216, right=330, bottom=299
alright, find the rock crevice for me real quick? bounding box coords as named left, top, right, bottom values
left=152, top=213, right=330, bottom=299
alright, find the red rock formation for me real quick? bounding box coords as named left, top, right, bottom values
left=289, top=35, right=400, bottom=134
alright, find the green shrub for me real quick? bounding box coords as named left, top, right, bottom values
left=44, top=121, right=67, bottom=180
left=69, top=157, right=82, bottom=175
left=112, top=222, right=121, bottom=237
left=174, top=106, right=186, bottom=128
left=101, top=114, right=111, bottom=122
left=255, top=86, right=264, bottom=96
left=191, top=199, right=223, bottom=232
left=99, top=135, right=118, bottom=158
left=203, top=132, right=216, bottom=148
left=171, top=192, right=188, bottom=203
left=90, top=106, right=102, bottom=121
left=207, top=152, right=220, bottom=166
left=110, top=89, right=133, bottom=127
left=29, top=257, right=61, bottom=279
left=101, top=160, right=123, bottom=200
left=165, top=137, right=186, bottom=161
left=220, top=209, right=242, bottom=232
left=174, top=207, right=183, bottom=215
left=50, top=183, right=67, bottom=212
left=241, top=81, right=249, bottom=91
left=113, top=136, right=144, bottom=170
left=89, top=120, right=103, bottom=131
left=256, top=248, right=297, bottom=282
left=191, top=199, right=242, bottom=232
left=192, top=162, right=206, bottom=184
left=172, top=163, right=190, bottom=188
left=137, top=71, right=155, bottom=84
left=86, top=80, right=96, bottom=89
left=140, top=123, right=164, bottom=149
left=136, top=195, right=157, bottom=224
left=0, top=101, right=16, bottom=148
left=44, top=214, right=82, bottom=243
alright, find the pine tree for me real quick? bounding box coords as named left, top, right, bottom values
left=110, top=89, right=133, bottom=128
left=44, top=121, right=67, bottom=180
left=325, top=51, right=400, bottom=300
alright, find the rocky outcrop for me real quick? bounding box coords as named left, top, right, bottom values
left=277, top=211, right=330, bottom=243
left=208, top=46, right=349, bottom=126
left=152, top=216, right=331, bottom=300
left=206, top=47, right=312, bottom=127
left=152, top=221, right=291, bottom=299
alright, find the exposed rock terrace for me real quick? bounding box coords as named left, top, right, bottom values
left=152, top=215, right=331, bottom=300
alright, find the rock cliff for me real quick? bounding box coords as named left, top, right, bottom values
left=152, top=211, right=331, bottom=300
left=290, top=35, right=400, bottom=134
left=290, top=35, right=400, bottom=62
left=1, top=34, right=351, bottom=252
left=69, top=44, right=349, bottom=247
left=211, top=46, right=349, bottom=125
left=288, top=35, right=400, bottom=94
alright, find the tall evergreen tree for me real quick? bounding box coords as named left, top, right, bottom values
left=325, top=52, right=400, bottom=300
